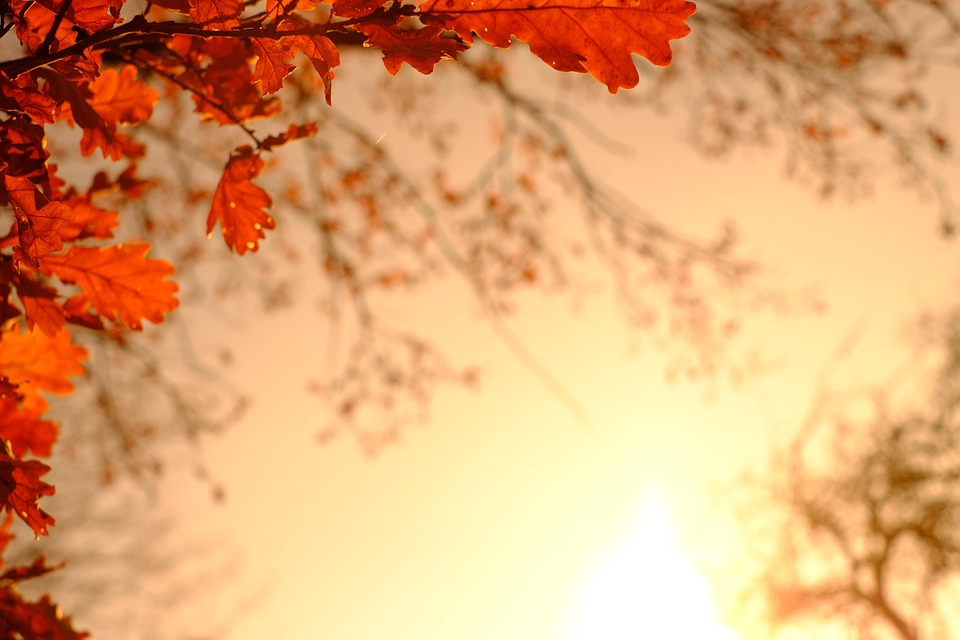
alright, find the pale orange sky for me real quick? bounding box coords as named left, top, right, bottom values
left=43, top=47, right=960, bottom=639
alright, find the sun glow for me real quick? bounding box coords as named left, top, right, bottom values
left=563, top=489, right=744, bottom=640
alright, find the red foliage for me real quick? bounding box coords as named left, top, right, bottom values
left=0, top=0, right=695, bottom=631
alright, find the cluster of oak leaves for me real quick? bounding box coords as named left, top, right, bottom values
left=0, top=0, right=695, bottom=635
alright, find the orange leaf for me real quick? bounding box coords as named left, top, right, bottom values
left=188, top=0, right=242, bottom=28
left=57, top=194, right=119, bottom=241
left=356, top=23, right=467, bottom=75
left=86, top=65, right=158, bottom=127
left=0, top=328, right=87, bottom=405
left=207, top=150, right=276, bottom=255
left=419, top=0, right=696, bottom=91
left=41, top=244, right=179, bottom=330
left=0, top=397, right=57, bottom=458
left=2, top=176, right=72, bottom=269
left=251, top=38, right=295, bottom=96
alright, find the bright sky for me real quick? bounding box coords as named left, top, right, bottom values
left=38, top=45, right=960, bottom=640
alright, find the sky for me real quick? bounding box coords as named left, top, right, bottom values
left=24, top=32, right=960, bottom=640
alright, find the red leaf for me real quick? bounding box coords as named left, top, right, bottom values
left=332, top=0, right=384, bottom=18
left=251, top=38, right=296, bottom=96
left=188, top=0, right=242, bottom=28
left=266, top=0, right=320, bottom=20
left=419, top=0, right=696, bottom=91
left=0, top=73, right=57, bottom=125
left=207, top=150, right=276, bottom=255
left=0, top=118, right=49, bottom=182
left=252, top=20, right=340, bottom=101
left=0, top=555, right=59, bottom=583
left=356, top=23, right=466, bottom=75
left=13, top=272, right=67, bottom=336
left=32, top=0, right=123, bottom=32
left=261, top=122, right=319, bottom=152
left=0, top=397, right=58, bottom=458
left=0, top=590, right=88, bottom=640
left=2, top=175, right=72, bottom=268
left=0, top=443, right=55, bottom=537
left=41, top=244, right=179, bottom=330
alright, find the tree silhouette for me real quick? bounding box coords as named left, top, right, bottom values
left=730, top=312, right=960, bottom=640
left=0, top=0, right=958, bottom=634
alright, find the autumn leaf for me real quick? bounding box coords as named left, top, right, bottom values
left=2, top=175, right=72, bottom=269
left=41, top=244, right=179, bottom=330
left=0, top=442, right=55, bottom=537
left=0, top=328, right=87, bottom=408
left=207, top=149, right=276, bottom=255
left=56, top=194, right=119, bottom=242
left=252, top=19, right=340, bottom=101
left=87, top=65, right=158, bottom=126
left=13, top=272, right=67, bottom=336
left=266, top=0, right=321, bottom=20
left=0, top=591, right=89, bottom=640
left=13, top=3, right=78, bottom=53
left=0, top=73, right=57, bottom=125
left=356, top=24, right=467, bottom=75
left=0, top=397, right=57, bottom=458
left=189, top=0, right=243, bottom=28
left=251, top=38, right=296, bottom=96
left=32, top=0, right=124, bottom=32
left=418, top=0, right=696, bottom=91
left=49, top=65, right=156, bottom=160
left=0, top=555, right=59, bottom=583
left=332, top=0, right=384, bottom=18
left=261, top=123, right=319, bottom=151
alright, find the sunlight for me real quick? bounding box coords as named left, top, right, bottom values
left=563, top=488, right=744, bottom=640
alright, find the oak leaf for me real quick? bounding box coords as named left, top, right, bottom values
left=32, top=0, right=124, bottom=32
left=252, top=19, right=340, bottom=101
left=261, top=123, right=319, bottom=152
left=0, top=591, right=89, bottom=640
left=12, top=3, right=77, bottom=53
left=86, top=65, right=158, bottom=126
left=0, top=328, right=87, bottom=408
left=0, top=442, right=55, bottom=537
left=0, top=397, right=57, bottom=458
left=13, top=272, right=67, bottom=336
left=418, top=0, right=696, bottom=91
left=2, top=176, right=72, bottom=269
left=49, top=65, right=155, bottom=160
left=41, top=244, right=179, bottom=330
left=356, top=23, right=467, bottom=75
left=0, top=73, right=57, bottom=125
left=57, top=195, right=119, bottom=241
left=207, top=150, right=276, bottom=255
left=332, top=0, right=385, bottom=18
left=188, top=0, right=242, bottom=28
